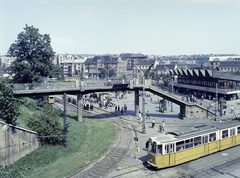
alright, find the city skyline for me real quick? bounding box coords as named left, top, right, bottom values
left=0, top=0, right=240, bottom=56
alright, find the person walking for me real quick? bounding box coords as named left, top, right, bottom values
left=145, top=140, right=149, bottom=150
left=151, top=119, right=155, bottom=128
left=231, top=105, right=234, bottom=113
left=159, top=124, right=162, bottom=132
left=124, top=104, right=127, bottom=113
left=162, top=121, right=165, bottom=131
left=138, top=111, right=142, bottom=124
left=146, top=110, right=150, bottom=119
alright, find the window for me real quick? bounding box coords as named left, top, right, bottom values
left=194, top=136, right=202, bottom=146
left=150, top=142, right=157, bottom=154
left=237, top=127, right=240, bottom=134
left=203, top=135, right=208, bottom=144
left=209, top=133, right=216, bottom=142
left=165, top=144, right=174, bottom=154
left=176, top=141, right=184, bottom=152
left=165, top=144, right=169, bottom=154
left=230, top=128, right=236, bottom=136
left=158, top=145, right=162, bottom=155
left=185, top=139, right=193, bottom=149
left=222, top=130, right=228, bottom=138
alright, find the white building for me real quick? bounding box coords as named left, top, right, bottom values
left=0, top=55, right=16, bottom=68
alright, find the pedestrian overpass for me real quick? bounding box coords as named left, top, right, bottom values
left=13, top=79, right=215, bottom=121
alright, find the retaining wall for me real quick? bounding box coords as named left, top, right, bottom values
left=0, top=121, right=39, bottom=167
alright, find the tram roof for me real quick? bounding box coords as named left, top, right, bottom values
left=150, top=121, right=240, bottom=144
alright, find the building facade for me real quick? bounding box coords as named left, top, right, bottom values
left=172, top=69, right=240, bottom=101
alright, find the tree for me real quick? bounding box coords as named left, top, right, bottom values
left=0, top=80, right=21, bottom=125
left=26, top=104, right=63, bottom=145
left=7, top=24, right=60, bottom=83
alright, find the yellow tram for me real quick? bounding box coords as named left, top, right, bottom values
left=147, top=121, right=240, bottom=169
left=47, top=95, right=55, bottom=104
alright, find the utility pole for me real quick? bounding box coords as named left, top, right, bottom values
left=215, top=83, right=218, bottom=120
left=134, top=65, right=146, bottom=134
left=63, top=92, right=68, bottom=149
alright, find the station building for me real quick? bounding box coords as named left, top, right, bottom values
left=171, top=69, right=240, bottom=101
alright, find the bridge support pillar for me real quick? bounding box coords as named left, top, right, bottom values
left=77, top=93, right=83, bottom=122
left=179, top=105, right=186, bottom=120
left=135, top=90, right=139, bottom=117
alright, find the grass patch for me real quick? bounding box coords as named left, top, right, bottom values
left=1, top=99, right=116, bottom=178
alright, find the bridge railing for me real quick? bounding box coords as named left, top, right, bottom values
left=12, top=79, right=130, bottom=91
left=12, top=82, right=77, bottom=91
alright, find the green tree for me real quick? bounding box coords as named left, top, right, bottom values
left=7, top=24, right=60, bottom=83
left=26, top=104, right=63, bottom=145
left=0, top=80, right=21, bottom=125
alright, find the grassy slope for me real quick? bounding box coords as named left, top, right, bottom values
left=3, top=99, right=116, bottom=178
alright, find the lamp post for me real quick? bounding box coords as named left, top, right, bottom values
left=101, top=65, right=116, bottom=79
left=215, top=83, right=218, bottom=120
left=107, top=65, right=116, bottom=79
left=134, top=65, right=146, bottom=134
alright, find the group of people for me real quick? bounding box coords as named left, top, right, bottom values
left=114, top=103, right=127, bottom=114
left=151, top=119, right=165, bottom=132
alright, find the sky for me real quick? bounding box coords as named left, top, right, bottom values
left=0, top=0, right=240, bottom=56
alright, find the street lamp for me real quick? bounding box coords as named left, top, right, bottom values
left=107, top=65, right=116, bottom=79
left=101, top=65, right=116, bottom=79
left=215, top=83, right=218, bottom=120
left=134, top=65, right=146, bottom=134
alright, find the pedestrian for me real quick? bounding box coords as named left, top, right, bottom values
left=115, top=105, right=117, bottom=112
left=145, top=140, right=149, bottom=150
left=210, top=102, right=213, bottom=108
left=118, top=105, right=120, bottom=112
left=231, top=105, right=234, bottom=113
left=159, top=124, right=162, bottom=132
left=138, top=111, right=142, bottom=124
left=124, top=104, right=127, bottom=112
left=146, top=110, right=150, bottom=119
left=162, top=121, right=165, bottom=131
left=151, top=119, right=155, bottom=128
left=121, top=107, right=124, bottom=114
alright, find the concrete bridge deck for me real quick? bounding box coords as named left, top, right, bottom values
left=12, top=80, right=216, bottom=120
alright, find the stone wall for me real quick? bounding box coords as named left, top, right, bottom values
left=185, top=105, right=215, bottom=119
left=0, top=121, right=39, bottom=167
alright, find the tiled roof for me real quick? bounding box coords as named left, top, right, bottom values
left=84, top=55, right=118, bottom=64
left=213, top=71, right=240, bottom=81
left=119, top=53, right=148, bottom=59
left=219, top=61, right=240, bottom=68
left=155, top=64, right=176, bottom=70
left=136, top=59, right=156, bottom=65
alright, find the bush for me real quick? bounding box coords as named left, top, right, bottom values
left=26, top=104, right=63, bottom=145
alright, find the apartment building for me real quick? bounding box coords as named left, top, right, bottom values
left=0, top=55, right=16, bottom=68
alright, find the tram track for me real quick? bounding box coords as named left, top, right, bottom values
left=55, top=98, right=135, bottom=178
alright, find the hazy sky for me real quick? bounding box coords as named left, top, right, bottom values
left=1, top=0, right=240, bottom=56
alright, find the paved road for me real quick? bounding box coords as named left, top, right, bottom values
left=94, top=91, right=240, bottom=178
left=64, top=91, right=240, bottom=178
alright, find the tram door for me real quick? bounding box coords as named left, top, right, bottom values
left=203, top=135, right=209, bottom=155
left=165, top=143, right=175, bottom=166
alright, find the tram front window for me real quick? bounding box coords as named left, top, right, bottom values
left=158, top=145, right=162, bottom=155
left=149, top=142, right=157, bottom=154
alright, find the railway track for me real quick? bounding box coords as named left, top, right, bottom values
left=55, top=98, right=135, bottom=178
